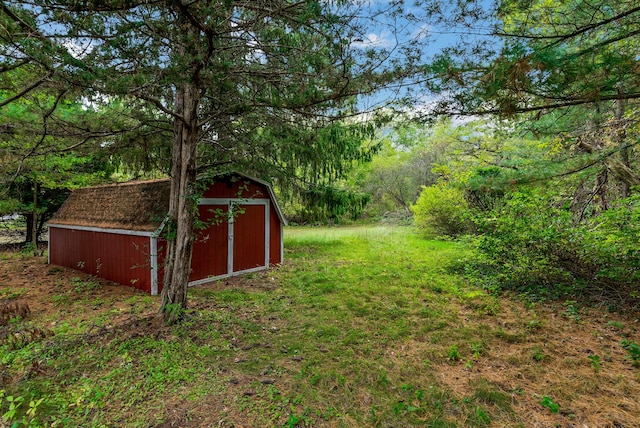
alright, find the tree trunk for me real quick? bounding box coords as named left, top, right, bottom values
left=160, top=81, right=200, bottom=324
left=24, top=213, right=32, bottom=245
left=615, top=85, right=630, bottom=198
left=32, top=181, right=38, bottom=255
left=577, top=138, right=640, bottom=189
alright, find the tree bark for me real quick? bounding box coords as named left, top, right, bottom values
left=32, top=181, right=38, bottom=255
left=160, top=81, right=200, bottom=324
left=576, top=138, right=640, bottom=189
left=615, top=85, right=630, bottom=198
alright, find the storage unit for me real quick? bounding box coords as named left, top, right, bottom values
left=48, top=173, right=286, bottom=295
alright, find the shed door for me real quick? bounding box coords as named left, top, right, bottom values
left=190, top=204, right=229, bottom=282
left=231, top=203, right=267, bottom=273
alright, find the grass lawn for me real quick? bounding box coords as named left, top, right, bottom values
left=0, top=225, right=639, bottom=427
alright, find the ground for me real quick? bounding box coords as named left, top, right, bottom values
left=1, top=230, right=640, bottom=427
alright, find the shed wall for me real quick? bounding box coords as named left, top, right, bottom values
left=269, top=204, right=282, bottom=265
left=201, top=179, right=268, bottom=199
left=49, top=227, right=152, bottom=293
left=189, top=204, right=230, bottom=282
left=49, top=174, right=284, bottom=295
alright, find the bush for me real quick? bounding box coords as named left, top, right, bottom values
left=469, top=189, right=640, bottom=301
left=472, top=190, right=582, bottom=291
left=411, top=184, right=472, bottom=238
left=581, top=194, right=640, bottom=289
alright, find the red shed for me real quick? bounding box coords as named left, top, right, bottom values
left=47, top=173, right=286, bottom=295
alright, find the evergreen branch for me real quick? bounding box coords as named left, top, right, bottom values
left=494, top=5, right=640, bottom=44
left=0, top=58, right=30, bottom=73
left=461, top=92, right=640, bottom=116
left=573, top=28, right=640, bottom=57
left=133, top=92, right=183, bottom=121
left=0, top=71, right=54, bottom=108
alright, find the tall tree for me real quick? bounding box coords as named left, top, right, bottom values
left=0, top=1, right=409, bottom=323
left=0, top=66, right=119, bottom=248
left=408, top=0, right=640, bottom=210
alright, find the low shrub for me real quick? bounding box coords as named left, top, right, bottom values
left=468, top=189, right=640, bottom=301
left=411, top=184, right=472, bottom=238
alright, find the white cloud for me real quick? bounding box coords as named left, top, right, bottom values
left=412, top=24, right=431, bottom=40
left=351, top=31, right=393, bottom=49
left=63, top=39, right=94, bottom=59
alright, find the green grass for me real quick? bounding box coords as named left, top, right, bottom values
left=3, top=225, right=631, bottom=426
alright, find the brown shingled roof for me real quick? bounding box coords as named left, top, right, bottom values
left=48, top=179, right=171, bottom=232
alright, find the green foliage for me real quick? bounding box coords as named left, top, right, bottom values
left=538, top=395, right=559, bottom=414
left=588, top=355, right=602, bottom=373
left=350, top=120, right=458, bottom=219
left=447, top=345, right=461, bottom=363
left=469, top=189, right=581, bottom=292
left=580, top=193, right=640, bottom=286
left=412, top=184, right=472, bottom=238
left=295, top=185, right=370, bottom=224
left=417, top=0, right=640, bottom=119
left=467, top=188, right=640, bottom=300
left=621, top=340, right=640, bottom=367
left=0, top=390, right=45, bottom=427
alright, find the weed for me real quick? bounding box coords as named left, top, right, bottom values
left=563, top=300, right=581, bottom=321
left=284, top=412, right=300, bottom=428
left=0, top=390, right=46, bottom=426
left=531, top=346, right=546, bottom=362
left=607, top=320, right=624, bottom=330
left=71, top=277, right=101, bottom=292
left=539, top=395, right=559, bottom=413
left=526, top=315, right=543, bottom=331
left=0, top=288, right=27, bottom=300
left=621, top=340, right=640, bottom=366
left=1, top=327, right=54, bottom=350
left=448, top=345, right=461, bottom=363
left=471, top=407, right=491, bottom=426
left=20, top=242, right=37, bottom=256
left=588, top=355, right=602, bottom=373
left=471, top=342, right=485, bottom=359
left=479, top=298, right=500, bottom=316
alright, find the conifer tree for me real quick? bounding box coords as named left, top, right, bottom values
left=0, top=1, right=411, bottom=323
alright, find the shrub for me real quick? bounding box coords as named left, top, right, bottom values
left=472, top=189, right=581, bottom=290
left=411, top=184, right=471, bottom=238
left=469, top=188, right=640, bottom=301
left=581, top=193, right=640, bottom=288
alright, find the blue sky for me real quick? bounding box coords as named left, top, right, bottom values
left=344, top=0, right=499, bottom=113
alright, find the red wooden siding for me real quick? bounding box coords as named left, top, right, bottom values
left=201, top=179, right=268, bottom=199
left=49, top=227, right=152, bottom=293
left=189, top=205, right=229, bottom=282
left=269, top=204, right=282, bottom=264
left=233, top=204, right=267, bottom=272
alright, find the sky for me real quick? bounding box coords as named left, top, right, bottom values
left=343, top=0, right=499, bottom=114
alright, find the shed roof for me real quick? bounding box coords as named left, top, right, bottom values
left=48, top=179, right=170, bottom=232
left=48, top=173, right=287, bottom=232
